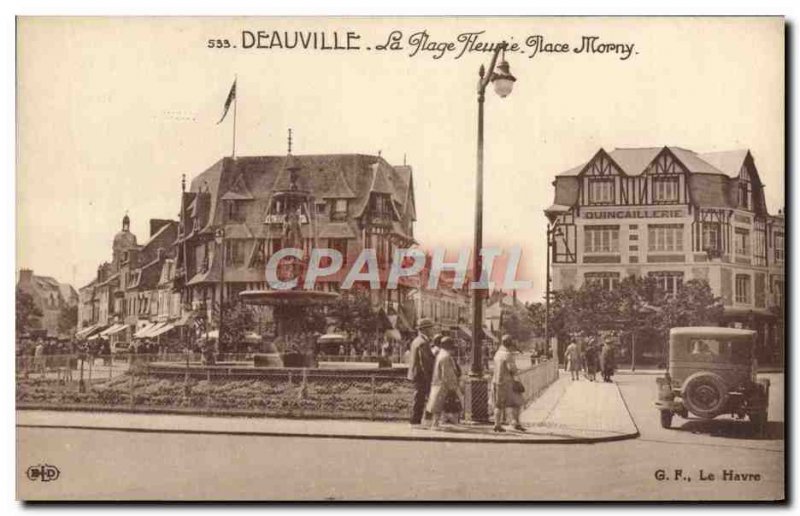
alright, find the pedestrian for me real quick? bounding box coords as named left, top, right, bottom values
left=600, top=338, right=616, bottom=383
left=584, top=340, right=599, bottom=382
left=564, top=339, right=581, bottom=381
left=492, top=335, right=525, bottom=433
left=426, top=336, right=462, bottom=429
left=407, top=318, right=436, bottom=427
left=33, top=339, right=46, bottom=376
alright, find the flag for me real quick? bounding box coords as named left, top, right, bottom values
left=216, top=79, right=236, bottom=124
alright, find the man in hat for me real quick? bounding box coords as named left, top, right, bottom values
left=407, top=317, right=436, bottom=426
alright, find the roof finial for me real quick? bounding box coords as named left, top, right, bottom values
left=403, top=153, right=407, bottom=166
left=378, top=150, right=382, bottom=157
left=287, top=128, right=293, bottom=155
left=181, top=174, right=186, bottom=193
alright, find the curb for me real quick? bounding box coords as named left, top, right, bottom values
left=16, top=421, right=640, bottom=445
left=613, top=380, right=641, bottom=439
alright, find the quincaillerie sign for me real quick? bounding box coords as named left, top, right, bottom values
left=583, top=208, right=686, bottom=220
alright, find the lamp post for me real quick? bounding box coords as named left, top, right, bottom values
left=467, top=42, right=516, bottom=423
left=544, top=220, right=562, bottom=356
left=214, top=227, right=225, bottom=359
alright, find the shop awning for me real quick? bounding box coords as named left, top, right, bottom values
left=138, top=322, right=166, bottom=338
left=100, top=323, right=127, bottom=337
left=149, top=323, right=175, bottom=338
left=134, top=322, right=159, bottom=339
left=76, top=322, right=105, bottom=339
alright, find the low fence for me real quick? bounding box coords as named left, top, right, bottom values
left=16, top=353, right=559, bottom=421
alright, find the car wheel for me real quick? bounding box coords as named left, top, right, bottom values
left=682, top=372, right=729, bottom=418
left=660, top=410, right=673, bottom=429
left=749, top=411, right=767, bottom=437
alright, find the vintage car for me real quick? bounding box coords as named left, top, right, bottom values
left=655, top=327, right=770, bottom=435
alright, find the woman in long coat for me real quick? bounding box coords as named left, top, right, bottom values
left=564, top=340, right=581, bottom=381
left=426, top=337, right=461, bottom=429
left=600, top=341, right=616, bottom=383
left=492, top=335, right=525, bottom=433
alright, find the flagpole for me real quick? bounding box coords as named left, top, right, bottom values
left=232, top=75, right=238, bottom=159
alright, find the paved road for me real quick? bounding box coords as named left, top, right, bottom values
left=17, top=374, right=783, bottom=501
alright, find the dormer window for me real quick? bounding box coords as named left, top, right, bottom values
left=226, top=200, right=246, bottom=223
left=331, top=199, right=348, bottom=221
left=738, top=181, right=751, bottom=210
left=588, top=178, right=614, bottom=205
left=653, top=176, right=679, bottom=203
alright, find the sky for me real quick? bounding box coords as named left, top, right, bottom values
left=16, top=17, right=784, bottom=302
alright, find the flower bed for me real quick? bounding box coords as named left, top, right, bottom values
left=16, top=373, right=414, bottom=420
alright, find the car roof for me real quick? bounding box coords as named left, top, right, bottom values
left=670, top=326, right=756, bottom=337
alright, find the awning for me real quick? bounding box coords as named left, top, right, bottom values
left=76, top=323, right=104, bottom=339
left=100, top=323, right=127, bottom=337
left=138, top=322, right=167, bottom=338
left=134, top=322, right=159, bottom=339
left=149, top=322, right=176, bottom=338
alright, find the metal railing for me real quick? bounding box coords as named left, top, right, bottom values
left=16, top=353, right=559, bottom=421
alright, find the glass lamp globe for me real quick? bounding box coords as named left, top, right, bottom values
left=491, top=60, right=517, bottom=98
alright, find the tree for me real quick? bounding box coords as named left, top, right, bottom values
left=548, top=276, right=724, bottom=360
left=327, top=290, right=380, bottom=336
left=58, top=305, right=78, bottom=334
left=501, top=302, right=537, bottom=347
left=211, top=299, right=256, bottom=353
left=16, top=288, right=42, bottom=335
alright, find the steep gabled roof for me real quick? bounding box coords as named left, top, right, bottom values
left=321, top=168, right=357, bottom=199
left=698, top=149, right=750, bottom=178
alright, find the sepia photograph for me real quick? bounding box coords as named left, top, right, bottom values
left=14, top=15, right=785, bottom=501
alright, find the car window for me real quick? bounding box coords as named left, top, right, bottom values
left=688, top=339, right=724, bottom=359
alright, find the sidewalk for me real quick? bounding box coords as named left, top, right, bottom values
left=17, top=373, right=638, bottom=444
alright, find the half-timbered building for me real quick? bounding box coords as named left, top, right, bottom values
left=546, top=146, right=785, bottom=362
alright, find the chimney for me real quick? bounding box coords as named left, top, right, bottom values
left=19, top=269, right=33, bottom=284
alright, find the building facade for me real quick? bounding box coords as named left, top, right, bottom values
left=17, top=269, right=78, bottom=337
left=546, top=146, right=785, bottom=361
left=174, top=151, right=418, bottom=329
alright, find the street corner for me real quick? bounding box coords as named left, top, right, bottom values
left=523, top=376, right=639, bottom=441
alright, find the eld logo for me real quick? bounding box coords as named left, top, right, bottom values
left=26, top=464, right=60, bottom=482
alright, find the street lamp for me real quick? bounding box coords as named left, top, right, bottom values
left=544, top=218, right=563, bottom=358
left=468, top=42, right=516, bottom=423
left=214, top=227, right=225, bottom=359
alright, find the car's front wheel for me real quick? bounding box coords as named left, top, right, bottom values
left=660, top=410, right=673, bottom=429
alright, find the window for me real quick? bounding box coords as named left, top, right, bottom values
left=648, top=224, right=684, bottom=252
left=225, top=240, right=247, bottom=266
left=331, top=199, right=348, bottom=221
left=653, top=176, right=679, bottom=203
left=584, top=272, right=620, bottom=291
left=774, top=232, right=784, bottom=262
left=649, top=271, right=684, bottom=296
left=734, top=228, right=750, bottom=256
left=584, top=225, right=619, bottom=253
left=589, top=178, right=614, bottom=205
left=773, top=280, right=784, bottom=307
left=738, top=182, right=751, bottom=209
left=702, top=222, right=721, bottom=251
left=329, top=238, right=349, bottom=265
left=735, top=274, right=751, bottom=304
left=269, top=238, right=284, bottom=258
left=226, top=201, right=246, bottom=222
